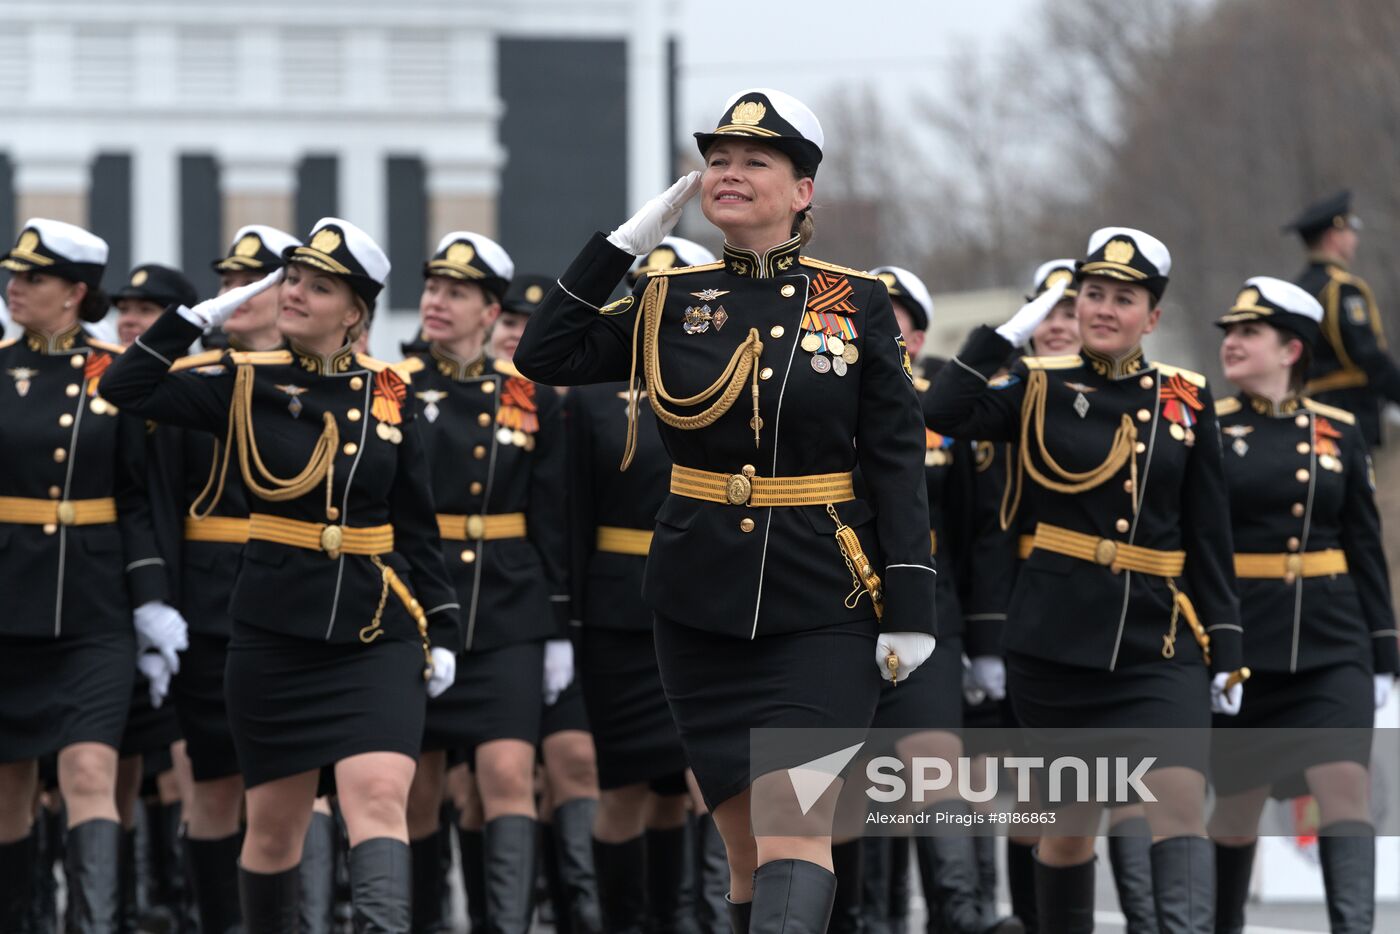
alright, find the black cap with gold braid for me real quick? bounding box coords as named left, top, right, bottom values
left=213, top=224, right=301, bottom=273
left=423, top=231, right=514, bottom=301
left=2, top=218, right=108, bottom=288
left=283, top=217, right=389, bottom=307
left=694, top=88, right=824, bottom=175
left=1215, top=276, right=1324, bottom=347
left=1075, top=227, right=1172, bottom=302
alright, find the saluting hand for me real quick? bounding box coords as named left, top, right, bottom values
left=542, top=639, right=575, bottom=705
left=606, top=172, right=703, bottom=257
left=1210, top=672, right=1244, bottom=716
left=426, top=647, right=457, bottom=699
left=877, top=632, right=937, bottom=684
left=177, top=268, right=284, bottom=330
left=133, top=601, right=189, bottom=674
left=995, top=280, right=1069, bottom=348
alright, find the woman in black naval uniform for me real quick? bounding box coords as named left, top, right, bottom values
left=516, top=88, right=937, bottom=933
left=397, top=231, right=571, bottom=934
left=1206, top=277, right=1398, bottom=934
left=926, top=227, right=1247, bottom=933
left=100, top=217, right=461, bottom=931
left=0, top=219, right=179, bottom=930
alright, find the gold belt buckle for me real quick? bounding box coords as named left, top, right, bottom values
left=466, top=515, right=486, bottom=539
left=56, top=501, right=77, bottom=526
left=1284, top=553, right=1303, bottom=582
left=725, top=465, right=757, bottom=506
left=321, top=524, right=344, bottom=559
left=1094, top=538, right=1118, bottom=566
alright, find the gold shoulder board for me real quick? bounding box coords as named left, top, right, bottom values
left=913, top=376, right=931, bottom=393
left=395, top=356, right=426, bottom=376
left=1303, top=398, right=1356, bottom=424
left=229, top=350, right=293, bottom=366
left=87, top=339, right=127, bottom=355
left=171, top=349, right=225, bottom=372
left=493, top=358, right=524, bottom=379
left=1022, top=354, right=1080, bottom=371
left=355, top=354, right=389, bottom=374
left=652, top=261, right=725, bottom=277
left=1214, top=396, right=1242, bottom=416
left=1154, top=362, right=1207, bottom=388
left=798, top=257, right=877, bottom=280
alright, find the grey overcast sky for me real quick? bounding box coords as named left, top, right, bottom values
left=677, top=0, right=1038, bottom=138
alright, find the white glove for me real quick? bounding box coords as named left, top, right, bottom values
left=876, top=632, right=937, bottom=683
left=177, top=268, right=282, bottom=330
left=137, top=651, right=173, bottom=709
left=970, top=655, right=1007, bottom=701
left=1210, top=672, right=1244, bottom=716
left=606, top=172, right=702, bottom=256
left=1375, top=674, right=1394, bottom=710
left=961, top=655, right=987, bottom=705
left=133, top=601, right=188, bottom=674
left=543, top=639, right=575, bottom=705
left=426, top=647, right=457, bottom=699
left=994, top=281, right=1069, bottom=347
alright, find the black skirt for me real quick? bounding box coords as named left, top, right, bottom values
left=120, top=675, right=182, bottom=757
left=872, top=634, right=964, bottom=732
left=170, top=632, right=240, bottom=782
left=0, top=631, right=136, bottom=762
left=579, top=626, right=686, bottom=790
left=225, top=620, right=425, bottom=789
left=654, top=614, right=881, bottom=811
left=541, top=676, right=591, bottom=739
left=1211, top=662, right=1374, bottom=797
left=422, top=640, right=544, bottom=756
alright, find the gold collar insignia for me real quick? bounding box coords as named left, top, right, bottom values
left=1246, top=392, right=1301, bottom=417
left=292, top=342, right=356, bottom=376
left=24, top=325, right=83, bottom=355
left=722, top=235, right=801, bottom=279
left=430, top=344, right=487, bottom=381
left=1082, top=345, right=1145, bottom=380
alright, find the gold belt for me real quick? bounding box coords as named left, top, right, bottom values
left=248, top=513, right=393, bottom=559
left=436, top=512, right=527, bottom=542
left=0, top=496, right=117, bottom=526
left=669, top=465, right=854, bottom=507
left=184, top=516, right=251, bottom=544
left=597, top=526, right=653, bottom=555
left=1234, top=549, right=1347, bottom=580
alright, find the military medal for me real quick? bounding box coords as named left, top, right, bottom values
left=370, top=369, right=407, bottom=444
left=832, top=357, right=848, bottom=377
left=841, top=344, right=859, bottom=365
left=826, top=336, right=846, bottom=357
left=89, top=397, right=109, bottom=415
left=496, top=427, right=514, bottom=445
left=495, top=376, right=540, bottom=449
left=810, top=354, right=831, bottom=374
left=1169, top=423, right=1185, bottom=442
left=1314, top=417, right=1343, bottom=472
left=799, top=271, right=862, bottom=376
left=415, top=389, right=446, bottom=424
left=275, top=383, right=308, bottom=418
left=1160, top=375, right=1203, bottom=445
left=801, top=332, right=822, bottom=353
left=512, top=429, right=528, bottom=447
left=8, top=367, right=36, bottom=397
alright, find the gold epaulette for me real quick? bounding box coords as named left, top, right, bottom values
left=651, top=261, right=724, bottom=277
left=394, top=356, right=426, bottom=376
left=171, top=349, right=225, bottom=372
left=1214, top=397, right=1243, bottom=416
left=1153, top=362, right=1207, bottom=388
left=87, top=339, right=126, bottom=355
left=799, top=256, right=876, bottom=280
left=1022, top=354, right=1080, bottom=371
left=0, top=338, right=17, bottom=350
left=229, top=350, right=293, bottom=366
left=913, top=376, right=931, bottom=392
left=1303, top=398, right=1356, bottom=424
left=493, top=358, right=523, bottom=379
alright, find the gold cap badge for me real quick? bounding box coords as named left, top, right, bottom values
left=16, top=230, right=40, bottom=254
left=524, top=284, right=543, bottom=303
left=234, top=234, right=261, bottom=258
left=1104, top=239, right=1135, bottom=265
left=1234, top=287, right=1261, bottom=310
left=445, top=241, right=475, bottom=266
left=1045, top=268, right=1073, bottom=289
left=131, top=269, right=148, bottom=286
left=731, top=100, right=766, bottom=126
left=310, top=228, right=342, bottom=255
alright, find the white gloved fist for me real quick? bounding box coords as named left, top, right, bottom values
left=177, top=268, right=282, bottom=330
left=426, top=647, right=457, bottom=699
left=137, top=651, right=173, bottom=709
left=995, top=280, right=1069, bottom=348
left=961, top=655, right=987, bottom=706
left=133, top=601, right=189, bottom=674
left=970, top=655, right=1007, bottom=701
left=606, top=172, right=702, bottom=256
left=876, top=632, right=937, bottom=683
left=1375, top=674, right=1394, bottom=710
left=1210, top=672, right=1244, bottom=716
left=543, top=639, right=575, bottom=705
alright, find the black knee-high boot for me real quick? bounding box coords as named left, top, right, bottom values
left=64, top=819, right=122, bottom=934
left=349, top=837, right=411, bottom=933
left=483, top=815, right=537, bottom=934
left=647, top=825, right=690, bottom=933
left=888, top=839, right=911, bottom=933
left=30, top=804, right=64, bottom=933
left=438, top=804, right=457, bottom=927
left=116, top=824, right=140, bottom=934
left=300, top=810, right=337, bottom=933
left=1318, top=821, right=1375, bottom=934
left=1149, top=836, right=1213, bottom=934
left=456, top=825, right=487, bottom=930
left=727, top=894, right=752, bottom=934
left=411, top=832, right=448, bottom=933
left=593, top=836, right=646, bottom=934
left=915, top=814, right=1024, bottom=933
left=1107, top=818, right=1155, bottom=934
left=1004, top=841, right=1037, bottom=934
left=0, top=833, right=35, bottom=931
left=859, top=837, right=889, bottom=932
left=973, top=835, right=998, bottom=929
left=238, top=862, right=299, bottom=933
left=694, top=813, right=731, bottom=934
left=186, top=832, right=244, bottom=934
left=1032, top=851, right=1093, bottom=934
left=749, top=859, right=837, bottom=934
left=1211, top=840, right=1254, bottom=934
left=829, top=840, right=863, bottom=934
left=554, top=799, right=604, bottom=933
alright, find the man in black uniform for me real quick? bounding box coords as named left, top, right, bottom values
left=1290, top=190, right=1400, bottom=446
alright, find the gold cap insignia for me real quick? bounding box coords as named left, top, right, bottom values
left=878, top=271, right=898, bottom=290
left=445, top=241, right=475, bottom=266
left=731, top=100, right=767, bottom=126
left=15, top=230, right=39, bottom=254
left=310, top=228, right=342, bottom=255
left=1045, top=269, right=1073, bottom=290
left=131, top=269, right=148, bottom=287
left=1104, top=239, right=1135, bottom=265
left=646, top=246, right=676, bottom=270
left=524, top=284, right=543, bottom=303
left=1235, top=287, right=1261, bottom=310
left=234, top=234, right=261, bottom=258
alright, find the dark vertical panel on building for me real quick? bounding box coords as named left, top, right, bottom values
left=297, top=156, right=339, bottom=236
left=90, top=154, right=131, bottom=292
left=667, top=37, right=679, bottom=180
left=0, top=154, right=13, bottom=246
left=179, top=155, right=222, bottom=299
left=498, top=38, right=627, bottom=277
left=386, top=156, right=426, bottom=310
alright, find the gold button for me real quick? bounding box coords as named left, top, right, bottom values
left=769, top=326, right=785, bottom=339
left=1295, top=414, right=1309, bottom=428
left=1115, top=518, right=1130, bottom=533
left=1123, top=479, right=1135, bottom=493
left=58, top=414, right=74, bottom=427
left=1287, top=536, right=1301, bottom=552
left=1296, top=468, right=1310, bottom=483
left=66, top=384, right=80, bottom=397
left=48, top=486, right=61, bottom=499
left=481, top=381, right=496, bottom=394
left=347, top=408, right=361, bottom=421
left=473, top=445, right=487, bottom=459
left=70, top=355, right=85, bottom=369
left=1135, top=442, right=1147, bottom=454
left=470, top=481, right=483, bottom=495
left=343, top=442, right=358, bottom=455
left=741, top=464, right=756, bottom=477
left=56, top=502, right=76, bottom=525
left=350, top=376, right=364, bottom=390
left=477, top=413, right=491, bottom=427
left=1139, top=375, right=1154, bottom=389
left=460, top=549, right=476, bottom=563
left=1292, top=502, right=1305, bottom=517
left=1296, top=442, right=1310, bottom=455
left=43, top=523, right=57, bottom=535
left=53, top=448, right=66, bottom=463
left=1136, top=408, right=1151, bottom=422
left=326, top=506, right=340, bottom=520
left=780, top=284, right=796, bottom=298
left=760, top=367, right=773, bottom=380
left=739, top=518, right=756, bottom=533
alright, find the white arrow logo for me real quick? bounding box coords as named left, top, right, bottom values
left=786, top=742, right=866, bottom=815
